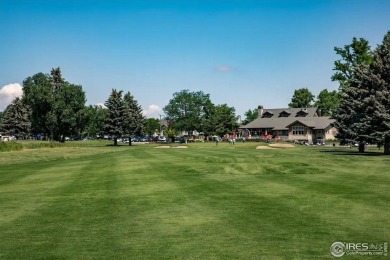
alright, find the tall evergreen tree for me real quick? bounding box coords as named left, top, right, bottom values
left=333, top=73, right=367, bottom=150
left=334, top=31, right=390, bottom=154
left=332, top=37, right=374, bottom=147
left=123, top=91, right=145, bottom=146
left=0, top=112, right=3, bottom=132
left=1, top=97, right=31, bottom=139
left=105, top=89, right=126, bottom=146
left=357, top=31, right=390, bottom=154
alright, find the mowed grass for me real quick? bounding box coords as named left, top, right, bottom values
left=0, top=142, right=389, bottom=259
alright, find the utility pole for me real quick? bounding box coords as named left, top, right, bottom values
left=159, top=114, right=162, bottom=135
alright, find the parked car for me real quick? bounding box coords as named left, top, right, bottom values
left=131, top=136, right=141, bottom=143
left=140, top=137, right=149, bottom=142
left=175, top=136, right=186, bottom=143
left=158, top=136, right=166, bottom=142
left=149, top=136, right=158, bottom=142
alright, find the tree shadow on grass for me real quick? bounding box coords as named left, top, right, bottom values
left=319, top=149, right=386, bottom=156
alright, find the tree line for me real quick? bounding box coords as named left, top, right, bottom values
left=0, top=69, right=238, bottom=145
left=0, top=68, right=146, bottom=146
left=1, top=30, right=389, bottom=152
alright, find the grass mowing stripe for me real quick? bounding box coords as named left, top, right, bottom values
left=136, top=145, right=383, bottom=253
left=1, top=150, right=130, bottom=259
left=0, top=160, right=88, bottom=225
left=150, top=160, right=328, bottom=258
left=0, top=143, right=389, bottom=259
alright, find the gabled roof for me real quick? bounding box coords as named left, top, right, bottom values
left=285, top=120, right=311, bottom=128
left=261, top=107, right=318, bottom=118
left=239, top=105, right=334, bottom=130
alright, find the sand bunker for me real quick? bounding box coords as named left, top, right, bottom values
left=154, top=146, right=188, bottom=149
left=269, top=143, right=295, bottom=148
left=256, top=146, right=275, bottom=150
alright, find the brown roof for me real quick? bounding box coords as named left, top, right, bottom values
left=240, top=107, right=334, bottom=130
left=261, top=107, right=319, bottom=118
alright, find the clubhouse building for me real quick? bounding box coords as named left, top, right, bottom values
left=239, top=105, right=338, bottom=143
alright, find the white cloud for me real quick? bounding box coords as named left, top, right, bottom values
left=0, top=83, right=23, bottom=111
left=142, top=104, right=162, bottom=118
left=95, top=103, right=107, bottom=109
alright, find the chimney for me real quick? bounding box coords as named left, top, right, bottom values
left=258, top=105, right=264, bottom=118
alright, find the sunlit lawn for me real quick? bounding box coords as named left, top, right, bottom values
left=0, top=141, right=389, bottom=259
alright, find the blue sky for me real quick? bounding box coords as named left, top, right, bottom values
left=1, top=0, right=389, bottom=117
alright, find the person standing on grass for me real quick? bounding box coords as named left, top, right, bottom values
left=215, top=137, right=219, bottom=146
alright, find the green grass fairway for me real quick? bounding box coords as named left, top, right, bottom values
left=1, top=142, right=389, bottom=259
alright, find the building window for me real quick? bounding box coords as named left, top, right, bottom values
left=262, top=112, right=274, bottom=118
left=279, top=111, right=291, bottom=117
left=292, top=126, right=305, bottom=135
left=296, top=111, right=308, bottom=117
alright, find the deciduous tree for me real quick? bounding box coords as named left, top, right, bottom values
left=144, top=118, right=160, bottom=136
left=315, top=89, right=340, bottom=116
left=164, top=128, right=177, bottom=143
left=331, top=37, right=373, bottom=90
left=163, top=90, right=213, bottom=133
left=82, top=105, right=108, bottom=138
left=210, top=104, right=238, bottom=137
left=242, top=108, right=258, bottom=125
left=288, top=88, right=314, bottom=108
left=22, top=68, right=86, bottom=141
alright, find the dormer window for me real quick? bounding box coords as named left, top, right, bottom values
left=296, top=110, right=308, bottom=117
left=279, top=111, right=291, bottom=117
left=262, top=111, right=274, bottom=118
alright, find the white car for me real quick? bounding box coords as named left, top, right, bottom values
left=158, top=136, right=166, bottom=142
